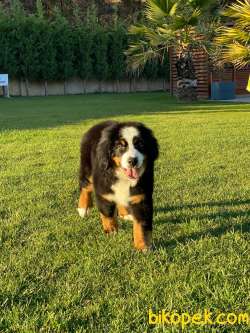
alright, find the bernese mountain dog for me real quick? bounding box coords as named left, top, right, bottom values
left=77, top=120, right=159, bottom=251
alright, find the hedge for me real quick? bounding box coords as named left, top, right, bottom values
left=0, top=13, right=170, bottom=82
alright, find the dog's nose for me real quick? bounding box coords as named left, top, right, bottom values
left=128, top=157, right=138, bottom=167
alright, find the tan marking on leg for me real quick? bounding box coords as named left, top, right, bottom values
left=133, top=220, right=152, bottom=251
left=100, top=214, right=118, bottom=234
left=129, top=194, right=145, bottom=205
left=118, top=205, right=129, bottom=218
left=78, top=183, right=93, bottom=209
left=118, top=205, right=134, bottom=221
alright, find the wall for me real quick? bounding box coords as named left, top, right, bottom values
left=0, top=78, right=169, bottom=97
left=211, top=66, right=250, bottom=95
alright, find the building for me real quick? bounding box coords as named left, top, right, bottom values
left=170, top=48, right=250, bottom=99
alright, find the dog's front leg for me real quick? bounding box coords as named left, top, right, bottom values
left=78, top=182, right=93, bottom=218
left=130, top=200, right=153, bottom=251
left=96, top=195, right=118, bottom=234
left=133, top=221, right=152, bottom=251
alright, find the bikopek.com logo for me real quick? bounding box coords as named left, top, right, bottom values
left=149, top=309, right=249, bottom=330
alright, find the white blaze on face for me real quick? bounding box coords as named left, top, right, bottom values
left=120, top=126, right=144, bottom=169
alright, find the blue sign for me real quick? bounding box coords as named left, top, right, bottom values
left=0, top=74, right=8, bottom=86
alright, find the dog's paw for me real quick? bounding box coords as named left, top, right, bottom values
left=134, top=245, right=153, bottom=253
left=104, top=228, right=118, bottom=235
left=142, top=245, right=153, bottom=253
left=77, top=207, right=89, bottom=218
left=121, top=214, right=134, bottom=221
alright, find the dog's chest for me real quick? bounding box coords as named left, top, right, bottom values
left=111, top=179, right=131, bottom=206
left=104, top=177, right=136, bottom=207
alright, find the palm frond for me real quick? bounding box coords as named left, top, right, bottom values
left=125, top=40, right=164, bottom=72
left=223, top=0, right=250, bottom=28
left=172, top=8, right=201, bottom=29
left=129, top=24, right=153, bottom=36
left=188, top=0, right=217, bottom=11
left=215, top=27, right=250, bottom=44
left=217, top=42, right=250, bottom=68
left=126, top=0, right=215, bottom=72
left=129, top=24, right=172, bottom=47
left=145, top=0, right=179, bottom=23
left=214, top=0, right=250, bottom=68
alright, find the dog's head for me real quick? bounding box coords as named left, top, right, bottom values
left=96, top=122, right=158, bottom=181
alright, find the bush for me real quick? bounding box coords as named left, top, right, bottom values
left=108, top=27, right=128, bottom=80
left=52, top=13, right=75, bottom=81
left=74, top=27, right=93, bottom=81
left=0, top=4, right=170, bottom=83
left=92, top=29, right=109, bottom=81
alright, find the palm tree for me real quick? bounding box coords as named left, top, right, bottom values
left=214, top=0, right=250, bottom=69
left=126, top=0, right=218, bottom=101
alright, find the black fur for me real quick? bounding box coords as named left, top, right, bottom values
left=79, top=120, right=159, bottom=236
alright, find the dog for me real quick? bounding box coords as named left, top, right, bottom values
left=77, top=120, right=159, bottom=251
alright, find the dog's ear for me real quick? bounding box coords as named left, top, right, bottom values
left=149, top=129, right=159, bottom=161
left=140, top=124, right=159, bottom=162
left=96, top=124, right=117, bottom=170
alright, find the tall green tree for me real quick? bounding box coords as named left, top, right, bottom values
left=92, top=29, right=109, bottom=88
left=126, top=0, right=218, bottom=101
left=74, top=26, right=93, bottom=92
left=108, top=26, right=128, bottom=91
left=51, top=8, right=75, bottom=93
left=0, top=16, right=19, bottom=78
left=38, top=21, right=57, bottom=95
left=0, top=0, right=171, bottom=90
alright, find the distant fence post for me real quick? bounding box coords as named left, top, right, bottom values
left=0, top=74, right=10, bottom=98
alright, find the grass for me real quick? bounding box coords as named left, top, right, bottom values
left=0, top=92, right=249, bottom=333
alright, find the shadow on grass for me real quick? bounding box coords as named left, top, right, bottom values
left=155, top=198, right=250, bottom=214
left=0, top=92, right=249, bottom=131
left=154, top=198, right=250, bottom=249
left=155, top=209, right=250, bottom=225
left=155, top=219, right=250, bottom=250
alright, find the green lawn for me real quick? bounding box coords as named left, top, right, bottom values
left=0, top=93, right=249, bottom=333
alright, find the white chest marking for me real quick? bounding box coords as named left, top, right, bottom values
left=103, top=170, right=137, bottom=206
left=111, top=179, right=131, bottom=206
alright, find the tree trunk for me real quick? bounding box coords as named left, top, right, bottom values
left=44, top=80, right=48, bottom=96
left=64, top=81, right=66, bottom=95
left=175, top=52, right=197, bottom=101
left=83, top=79, right=86, bottom=94
left=98, top=81, right=102, bottom=93
left=18, top=79, right=22, bottom=96
left=24, top=78, right=29, bottom=97
left=116, top=79, right=120, bottom=93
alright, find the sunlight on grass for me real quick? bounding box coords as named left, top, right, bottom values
left=0, top=93, right=249, bottom=332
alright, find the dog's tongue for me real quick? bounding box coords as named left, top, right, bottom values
left=125, top=168, right=138, bottom=179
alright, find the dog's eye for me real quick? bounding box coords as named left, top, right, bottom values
left=134, top=138, right=144, bottom=149
left=117, top=139, right=127, bottom=148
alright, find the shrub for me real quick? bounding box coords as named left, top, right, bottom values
left=0, top=4, right=170, bottom=83
left=92, top=29, right=109, bottom=81
left=108, top=26, right=128, bottom=80
left=74, top=26, right=93, bottom=81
